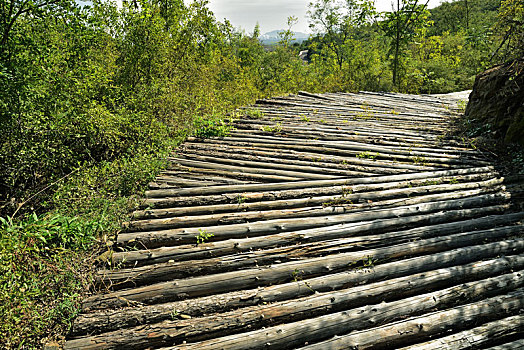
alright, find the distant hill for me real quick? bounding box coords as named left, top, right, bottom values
left=260, top=30, right=309, bottom=44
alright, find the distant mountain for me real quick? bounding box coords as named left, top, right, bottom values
left=259, top=30, right=309, bottom=44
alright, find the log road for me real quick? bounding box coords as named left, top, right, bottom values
left=66, top=91, right=524, bottom=349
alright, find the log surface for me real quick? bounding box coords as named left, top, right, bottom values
left=66, top=91, right=524, bottom=349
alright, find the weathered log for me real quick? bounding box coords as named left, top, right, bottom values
left=227, top=128, right=479, bottom=157
left=174, top=152, right=374, bottom=177
left=184, top=138, right=442, bottom=171
left=88, top=227, right=523, bottom=309
left=222, top=132, right=473, bottom=160
left=133, top=177, right=503, bottom=220
left=74, top=252, right=524, bottom=336
left=189, top=136, right=467, bottom=167
left=67, top=269, right=524, bottom=349
left=295, top=290, right=524, bottom=350
left=99, top=223, right=524, bottom=288
left=232, top=122, right=443, bottom=146
left=143, top=172, right=496, bottom=209
left=181, top=142, right=395, bottom=174
left=169, top=157, right=340, bottom=180
left=161, top=167, right=304, bottom=183
left=398, top=315, right=524, bottom=350
left=144, top=166, right=494, bottom=198
left=119, top=194, right=510, bottom=246
left=110, top=211, right=524, bottom=268
left=127, top=186, right=507, bottom=233
left=163, top=286, right=524, bottom=350
left=148, top=179, right=225, bottom=189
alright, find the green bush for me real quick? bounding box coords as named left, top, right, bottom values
left=0, top=214, right=100, bottom=347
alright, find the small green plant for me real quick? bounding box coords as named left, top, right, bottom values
left=323, top=197, right=354, bottom=207
left=342, top=187, right=353, bottom=196
left=291, top=268, right=314, bottom=292
left=171, top=309, right=180, bottom=320
left=448, top=178, right=459, bottom=184
left=193, top=115, right=233, bottom=138
left=356, top=151, right=379, bottom=160
left=362, top=255, right=376, bottom=267
left=236, top=195, right=247, bottom=205
left=420, top=179, right=443, bottom=186
left=195, top=229, right=214, bottom=245
left=411, top=156, right=427, bottom=165
left=323, top=186, right=354, bottom=207
left=246, top=108, right=265, bottom=119
left=300, top=114, right=310, bottom=122
left=260, top=123, right=282, bottom=133
left=457, top=100, right=467, bottom=113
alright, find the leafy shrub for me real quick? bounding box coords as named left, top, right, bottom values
left=0, top=214, right=100, bottom=347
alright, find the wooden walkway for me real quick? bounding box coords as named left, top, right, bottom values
left=67, top=92, right=524, bottom=349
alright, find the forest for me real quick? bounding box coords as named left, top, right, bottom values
left=0, top=0, right=523, bottom=347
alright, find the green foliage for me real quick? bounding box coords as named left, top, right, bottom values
left=0, top=213, right=99, bottom=347
left=356, top=151, right=379, bottom=159
left=195, top=229, right=214, bottom=244
left=193, top=115, right=234, bottom=138
left=494, top=0, right=524, bottom=61
left=260, top=123, right=283, bottom=133
left=0, top=0, right=517, bottom=345
left=381, top=0, right=433, bottom=89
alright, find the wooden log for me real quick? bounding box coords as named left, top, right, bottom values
left=191, top=136, right=469, bottom=166
left=87, top=227, right=523, bottom=310
left=223, top=132, right=472, bottom=160
left=228, top=128, right=479, bottom=156
left=254, top=99, right=447, bottom=123
left=148, top=179, right=225, bottom=189
left=181, top=142, right=396, bottom=174
left=169, top=157, right=340, bottom=180
left=169, top=284, right=524, bottom=350
left=132, top=177, right=503, bottom=220
left=74, top=253, right=524, bottom=336
left=110, top=211, right=524, bottom=268
left=398, top=315, right=524, bottom=350
left=163, top=173, right=257, bottom=184
left=67, top=270, right=524, bottom=349
left=168, top=289, right=524, bottom=350
left=99, top=223, right=524, bottom=288
left=126, top=186, right=507, bottom=233
left=233, top=122, right=443, bottom=146
left=144, top=167, right=494, bottom=198
left=295, top=289, right=524, bottom=350
left=161, top=166, right=302, bottom=183
left=298, top=91, right=333, bottom=101
left=185, top=138, right=442, bottom=171
left=143, top=172, right=496, bottom=209
left=175, top=151, right=377, bottom=177
left=118, top=195, right=510, bottom=246
left=175, top=152, right=373, bottom=177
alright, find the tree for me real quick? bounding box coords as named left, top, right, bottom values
left=279, top=16, right=298, bottom=48
left=492, top=0, right=524, bottom=61
left=307, top=0, right=375, bottom=68
left=381, top=0, right=432, bottom=89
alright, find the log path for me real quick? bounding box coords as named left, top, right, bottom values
left=66, top=91, right=524, bottom=349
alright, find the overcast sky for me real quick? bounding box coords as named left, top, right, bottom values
left=206, top=0, right=444, bottom=34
